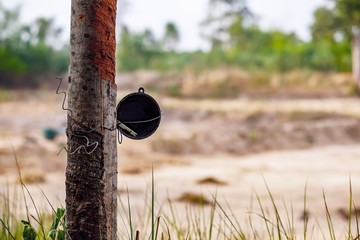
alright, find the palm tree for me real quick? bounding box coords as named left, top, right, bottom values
left=66, top=0, right=118, bottom=239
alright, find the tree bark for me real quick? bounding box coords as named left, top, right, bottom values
left=66, top=0, right=117, bottom=239
left=353, top=27, right=360, bottom=89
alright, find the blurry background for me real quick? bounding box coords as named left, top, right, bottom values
left=1, top=0, right=360, bottom=238
left=0, top=0, right=356, bottom=90
left=0, top=0, right=356, bottom=86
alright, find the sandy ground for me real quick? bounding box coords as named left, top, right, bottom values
left=1, top=91, right=360, bottom=238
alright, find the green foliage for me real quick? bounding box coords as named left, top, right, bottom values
left=0, top=0, right=353, bottom=82
left=118, top=7, right=352, bottom=73
left=336, top=0, right=360, bottom=28
left=117, top=28, right=163, bottom=71
left=48, top=208, right=65, bottom=240
left=310, top=1, right=360, bottom=43
left=0, top=2, right=68, bottom=89
left=302, top=42, right=337, bottom=71
left=21, top=220, right=37, bottom=240
left=0, top=47, right=26, bottom=73
left=20, top=208, right=65, bottom=240
left=311, top=6, right=340, bottom=42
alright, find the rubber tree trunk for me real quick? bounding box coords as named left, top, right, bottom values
left=353, top=27, right=360, bottom=89
left=66, top=0, right=117, bottom=239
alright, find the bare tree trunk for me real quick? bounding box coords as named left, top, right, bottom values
left=66, top=0, right=117, bottom=239
left=353, top=27, right=360, bottom=89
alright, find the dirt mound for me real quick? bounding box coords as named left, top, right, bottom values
left=152, top=109, right=360, bottom=156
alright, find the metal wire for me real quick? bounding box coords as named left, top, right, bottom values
left=56, top=77, right=73, bottom=117
left=121, top=114, right=163, bottom=124
left=117, top=128, right=123, bottom=144
left=70, top=128, right=99, bottom=154
left=57, top=127, right=100, bottom=155
left=56, top=77, right=120, bottom=155
left=116, top=114, right=162, bottom=139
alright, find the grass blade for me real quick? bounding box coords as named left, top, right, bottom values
left=262, top=177, right=287, bottom=239
left=0, top=217, right=16, bottom=240
left=348, top=178, right=353, bottom=240
left=354, top=201, right=360, bottom=240
left=303, top=181, right=309, bottom=240
left=255, top=191, right=273, bottom=240
left=152, top=167, right=155, bottom=240
left=212, top=195, right=246, bottom=239
left=127, top=187, right=134, bottom=240
left=323, top=189, right=335, bottom=240
left=208, top=195, right=217, bottom=240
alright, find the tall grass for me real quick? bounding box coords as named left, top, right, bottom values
left=1, top=167, right=359, bottom=239
left=0, top=150, right=66, bottom=240
left=115, top=175, right=359, bottom=239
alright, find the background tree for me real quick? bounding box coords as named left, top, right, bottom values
left=310, top=5, right=352, bottom=72
left=66, top=0, right=118, bottom=239
left=163, top=22, right=180, bottom=51
left=201, top=0, right=251, bottom=49
left=117, top=27, right=162, bottom=71
left=311, top=6, right=340, bottom=43
left=0, top=2, right=20, bottom=43
left=310, top=1, right=359, bottom=84
left=334, top=0, right=360, bottom=87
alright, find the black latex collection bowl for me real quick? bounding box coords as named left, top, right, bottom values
left=116, top=88, right=161, bottom=140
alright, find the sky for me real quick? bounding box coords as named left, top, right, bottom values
left=5, top=0, right=328, bottom=51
